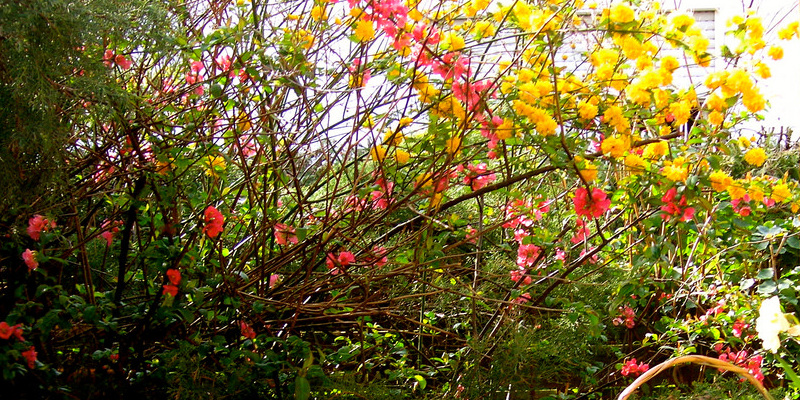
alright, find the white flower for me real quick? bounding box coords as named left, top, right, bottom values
left=756, top=296, right=791, bottom=353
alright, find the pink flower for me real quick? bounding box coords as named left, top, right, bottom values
left=516, top=244, right=541, bottom=268
left=613, top=306, right=636, bottom=328
left=573, top=187, right=611, bottom=218
left=555, top=248, right=566, bottom=261
left=203, top=206, right=224, bottom=238
left=100, top=220, right=122, bottom=246
left=274, top=223, right=298, bottom=245
left=510, top=268, right=532, bottom=285
left=22, top=346, right=37, bottom=369
left=163, top=284, right=178, bottom=297
left=239, top=320, right=256, bottom=339
left=269, top=274, right=281, bottom=288
left=27, top=214, right=56, bottom=241
left=732, top=319, right=749, bottom=338
left=22, top=249, right=38, bottom=271
left=166, top=269, right=181, bottom=286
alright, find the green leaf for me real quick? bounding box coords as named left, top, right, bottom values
left=295, top=376, right=311, bottom=400
left=757, top=268, right=774, bottom=280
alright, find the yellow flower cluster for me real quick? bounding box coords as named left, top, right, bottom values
left=704, top=69, right=766, bottom=114
left=354, top=19, right=375, bottom=42
left=709, top=171, right=732, bottom=192
left=601, top=135, right=630, bottom=158
left=603, top=105, right=630, bottom=134
left=744, top=147, right=767, bottom=167
left=513, top=101, right=557, bottom=136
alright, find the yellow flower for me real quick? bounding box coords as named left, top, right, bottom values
left=744, top=147, right=767, bottom=167
left=354, top=20, right=376, bottom=42
left=601, top=135, right=630, bottom=158
left=371, top=145, right=387, bottom=162
left=442, top=31, right=465, bottom=51
left=709, top=171, right=732, bottom=192
left=624, top=153, right=646, bottom=175
left=671, top=13, right=695, bottom=30
left=754, top=62, right=771, bottom=79
left=496, top=119, right=514, bottom=140
left=577, top=101, right=598, bottom=120
left=662, top=164, right=688, bottom=182
left=728, top=182, right=747, bottom=200
left=738, top=136, right=751, bottom=149
left=384, top=130, right=404, bottom=146
left=708, top=111, right=724, bottom=127
left=772, top=184, right=792, bottom=203
left=311, top=5, right=327, bottom=21
left=660, top=56, right=679, bottom=72
left=768, top=46, right=784, bottom=60
left=749, top=186, right=765, bottom=203
left=778, top=22, right=799, bottom=40
left=610, top=3, right=635, bottom=24
left=742, top=88, right=766, bottom=113
left=706, top=94, right=726, bottom=112
left=668, top=101, right=692, bottom=126
left=446, top=136, right=461, bottom=154
left=395, top=149, right=410, bottom=164
left=204, top=155, right=226, bottom=177
left=643, top=140, right=668, bottom=159
left=578, top=161, right=598, bottom=182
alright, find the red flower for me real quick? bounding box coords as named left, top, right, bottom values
left=274, top=223, right=298, bottom=245
left=22, top=249, right=38, bottom=271
left=115, top=54, right=132, bottom=70
left=22, top=346, right=37, bottom=369
left=573, top=187, right=611, bottom=218
left=660, top=188, right=695, bottom=221
left=203, top=206, right=224, bottom=238
left=27, top=214, right=56, bottom=241
left=239, top=321, right=256, bottom=340
left=166, top=269, right=181, bottom=286
left=163, top=284, right=178, bottom=297
left=326, top=251, right=356, bottom=275
left=621, top=358, right=649, bottom=377
left=100, top=220, right=122, bottom=246
left=0, top=322, right=13, bottom=340
left=516, top=244, right=541, bottom=268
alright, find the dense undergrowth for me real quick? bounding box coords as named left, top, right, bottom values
left=2, top=0, right=800, bottom=398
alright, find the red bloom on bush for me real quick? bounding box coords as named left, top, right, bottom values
left=239, top=321, right=256, bottom=339
left=27, top=214, right=56, bottom=241
left=166, top=269, right=181, bottom=286
left=100, top=220, right=122, bottom=246
left=573, top=187, right=611, bottom=218
left=621, top=358, right=649, bottom=376
left=22, top=249, right=38, bottom=271
left=274, top=223, right=298, bottom=245
left=516, top=244, right=541, bottom=268
left=22, top=346, right=37, bottom=369
left=660, top=188, right=695, bottom=222
left=326, top=251, right=356, bottom=275
left=203, top=206, right=224, bottom=238
left=163, top=284, right=178, bottom=297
